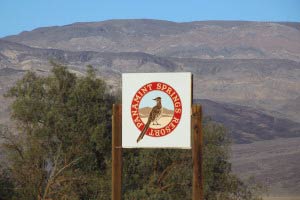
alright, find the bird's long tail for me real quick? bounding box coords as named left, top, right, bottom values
left=137, top=120, right=150, bottom=143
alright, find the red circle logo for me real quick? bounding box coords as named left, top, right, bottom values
left=131, top=82, right=182, bottom=142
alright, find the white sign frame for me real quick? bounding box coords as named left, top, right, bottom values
left=122, top=72, right=192, bottom=149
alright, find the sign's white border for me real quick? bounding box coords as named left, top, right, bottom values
left=122, top=73, right=192, bottom=149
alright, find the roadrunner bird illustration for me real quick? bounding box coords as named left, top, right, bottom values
left=137, top=97, right=162, bottom=143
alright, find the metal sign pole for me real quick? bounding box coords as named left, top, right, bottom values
left=192, top=104, right=204, bottom=200
left=112, top=104, right=122, bottom=200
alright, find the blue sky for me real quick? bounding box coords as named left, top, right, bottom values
left=0, top=0, right=300, bottom=38
left=139, top=91, right=174, bottom=110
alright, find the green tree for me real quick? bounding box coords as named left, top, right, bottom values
left=0, top=162, right=15, bottom=200
left=3, top=62, right=115, bottom=199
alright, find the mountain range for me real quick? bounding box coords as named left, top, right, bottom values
left=0, top=19, right=299, bottom=195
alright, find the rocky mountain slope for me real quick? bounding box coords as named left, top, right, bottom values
left=4, top=20, right=300, bottom=61
left=195, top=99, right=300, bottom=143
left=1, top=38, right=300, bottom=122
left=231, top=137, right=300, bottom=196
left=196, top=99, right=300, bottom=195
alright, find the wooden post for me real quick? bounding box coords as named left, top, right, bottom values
left=192, top=104, right=204, bottom=200
left=112, top=104, right=122, bottom=200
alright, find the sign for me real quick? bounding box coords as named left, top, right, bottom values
left=122, top=73, right=191, bottom=148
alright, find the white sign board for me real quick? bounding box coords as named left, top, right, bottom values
left=122, top=73, right=192, bottom=148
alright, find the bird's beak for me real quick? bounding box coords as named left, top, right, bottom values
left=153, top=99, right=156, bottom=100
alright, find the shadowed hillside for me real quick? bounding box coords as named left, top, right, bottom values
left=195, top=99, right=300, bottom=144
